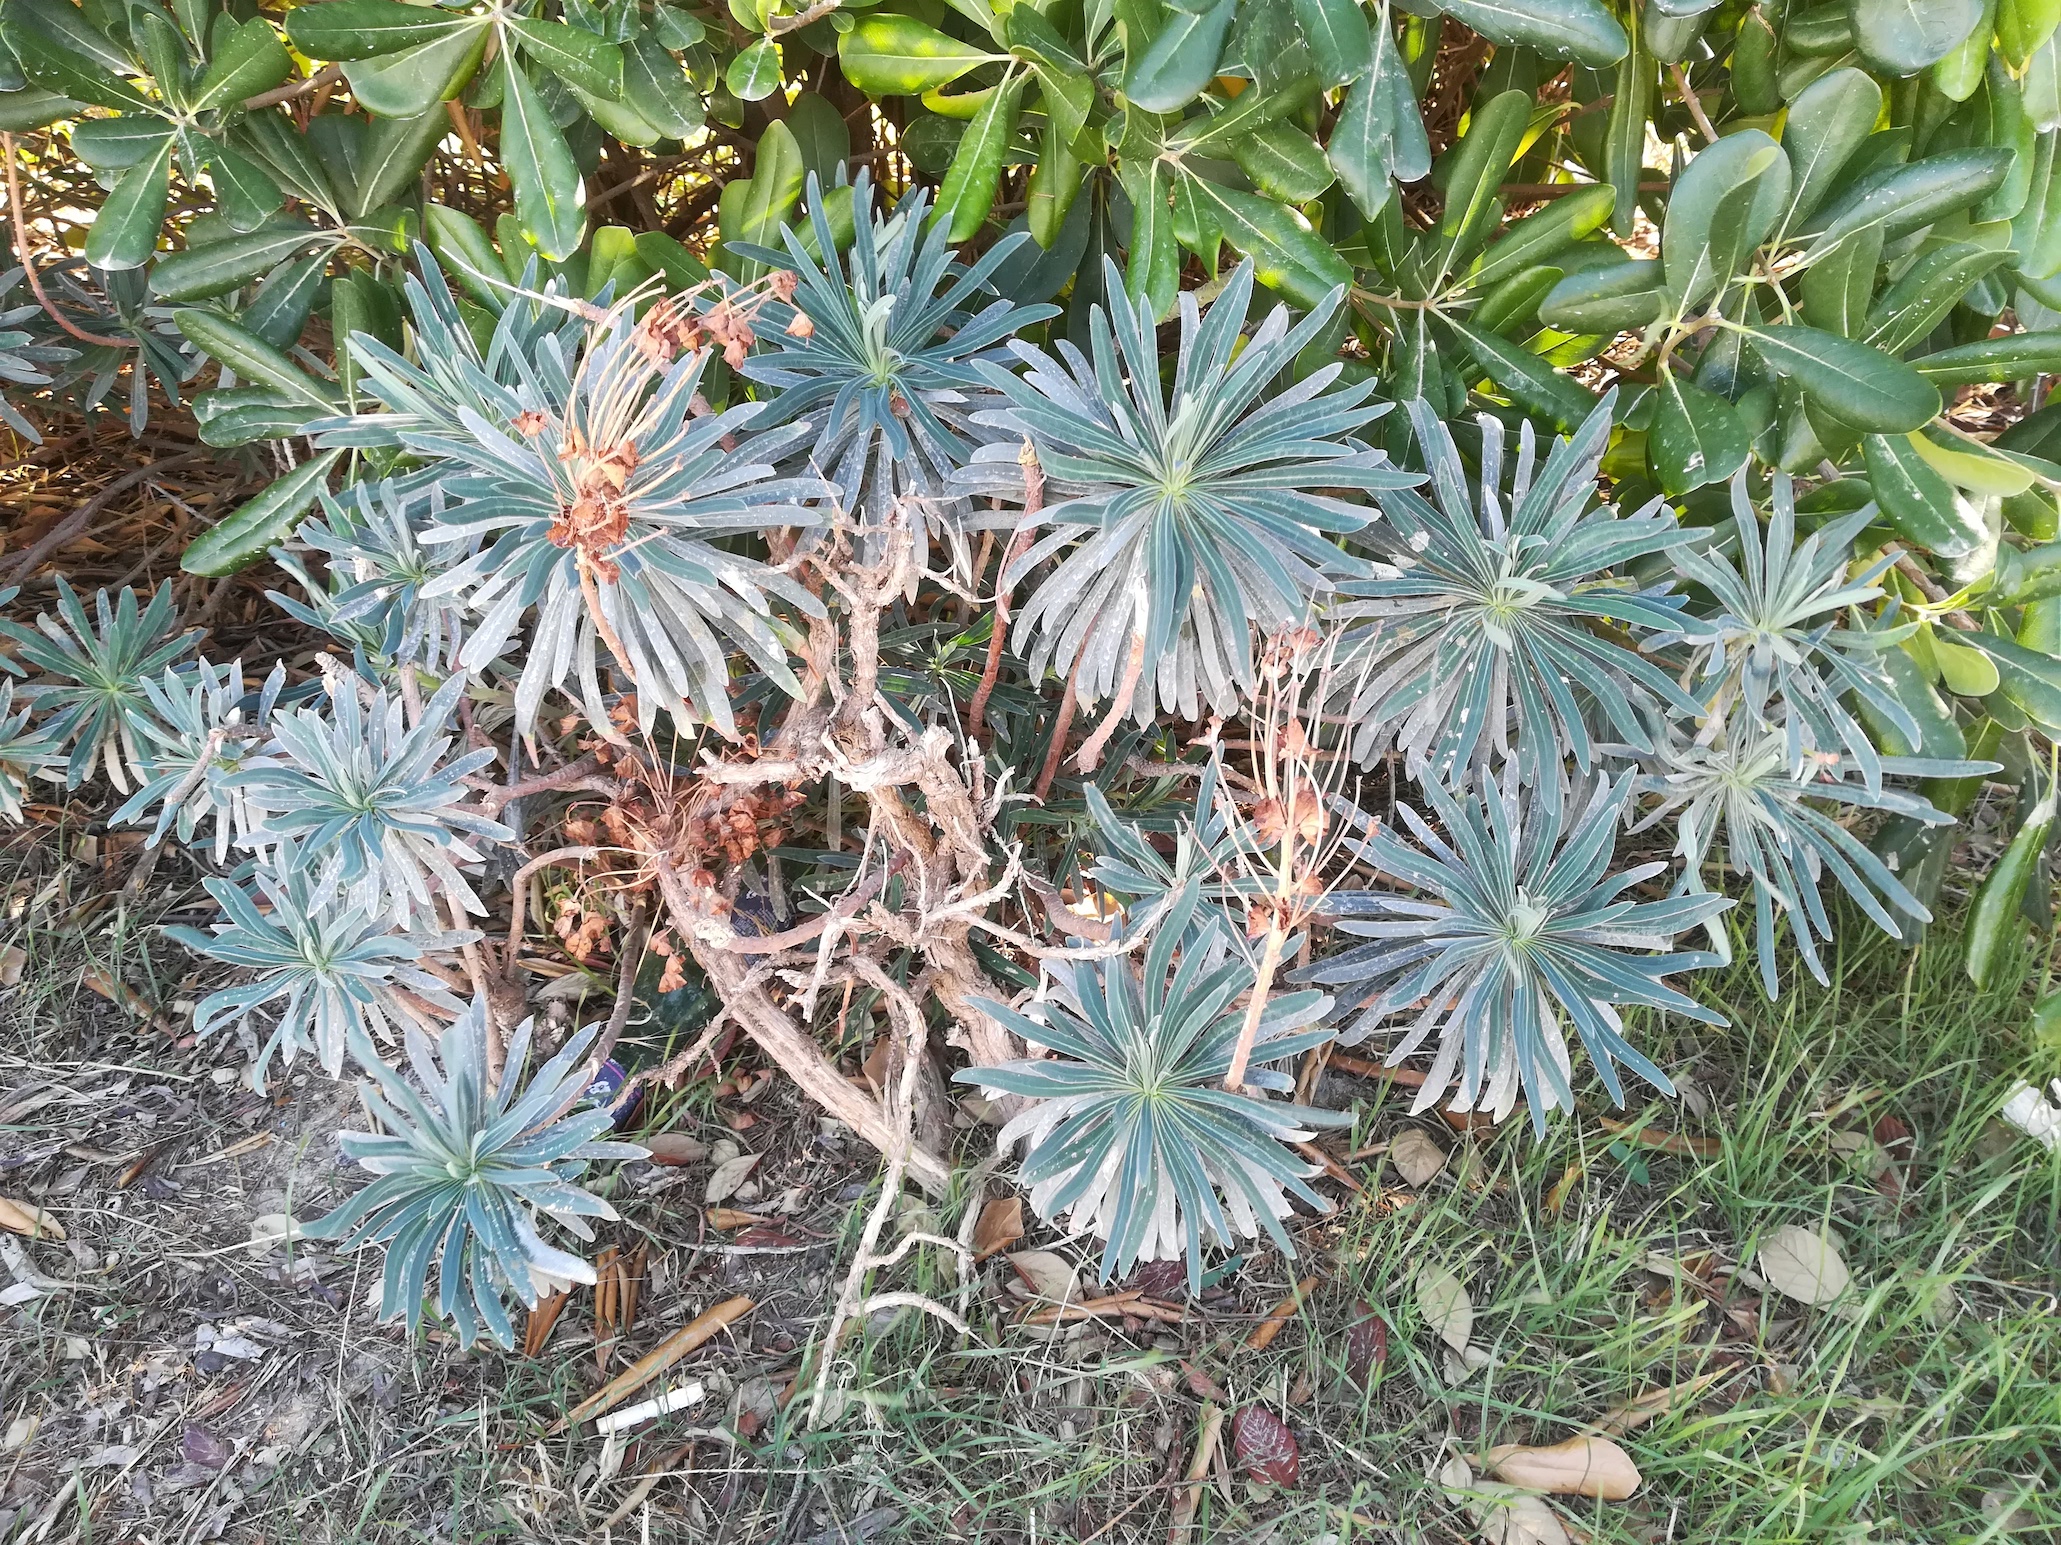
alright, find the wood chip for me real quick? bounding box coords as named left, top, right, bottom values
left=1246, top=1276, right=1318, bottom=1351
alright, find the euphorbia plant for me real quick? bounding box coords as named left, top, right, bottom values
left=4, top=0, right=2058, bottom=1340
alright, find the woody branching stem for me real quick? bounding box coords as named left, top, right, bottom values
left=1219, top=632, right=1366, bottom=1092
left=969, top=440, right=1044, bottom=742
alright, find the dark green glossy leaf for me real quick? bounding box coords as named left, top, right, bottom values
left=342, top=23, right=489, bottom=118
left=69, top=116, right=173, bottom=171
left=1863, top=432, right=1987, bottom=556
left=1662, top=128, right=1787, bottom=310
left=353, top=104, right=449, bottom=218
left=508, top=18, right=623, bottom=100
left=1797, top=222, right=1881, bottom=335
left=500, top=62, right=585, bottom=261
left=190, top=16, right=290, bottom=112
left=934, top=66, right=1022, bottom=241
left=285, top=0, right=474, bottom=62
left=724, top=36, right=780, bottom=101
left=1125, top=0, right=1236, bottom=113
left=1910, top=331, right=2061, bottom=381
left=1849, top=0, right=1982, bottom=75
left=1288, top=0, right=1371, bottom=86
left=839, top=11, right=992, bottom=96
left=82, top=133, right=173, bottom=271
left=1651, top=368, right=1750, bottom=493
left=1438, top=0, right=1627, bottom=65
left=150, top=221, right=325, bottom=300
left=1538, top=257, right=1665, bottom=332
left=1778, top=66, right=1882, bottom=231
left=173, top=306, right=339, bottom=409
left=1230, top=120, right=1333, bottom=202
left=1745, top=323, right=1941, bottom=432
left=181, top=449, right=344, bottom=575
left=1805, top=147, right=2016, bottom=247
left=244, top=249, right=329, bottom=348
left=1180, top=175, right=1352, bottom=307
left=205, top=142, right=286, bottom=231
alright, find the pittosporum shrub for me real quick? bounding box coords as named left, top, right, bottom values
left=1, top=0, right=2056, bottom=1340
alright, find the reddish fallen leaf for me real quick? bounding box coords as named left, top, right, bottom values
left=1231, top=1406, right=1299, bottom=1487
left=732, top=1225, right=803, bottom=1248
left=1128, top=1258, right=1188, bottom=1300
left=1182, top=1359, right=1229, bottom=1403
left=181, top=1423, right=231, bottom=1471
left=1343, top=1300, right=1389, bottom=1387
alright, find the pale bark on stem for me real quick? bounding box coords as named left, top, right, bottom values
left=1222, top=920, right=1287, bottom=1093
left=969, top=442, right=1045, bottom=742
left=1074, top=624, right=1147, bottom=774
left=655, top=858, right=949, bottom=1195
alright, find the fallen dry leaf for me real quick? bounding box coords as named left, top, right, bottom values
left=644, top=1133, right=710, bottom=1166
left=1230, top=1406, right=1299, bottom=1486
left=970, top=1196, right=1023, bottom=1260
left=707, top=1206, right=766, bottom=1230
left=704, top=1152, right=760, bottom=1204
left=1343, top=1300, right=1389, bottom=1387
left=1390, top=1128, right=1448, bottom=1187
left=1482, top=1435, right=1641, bottom=1499
left=1591, top=1368, right=1724, bottom=1435
left=0, top=1197, right=65, bottom=1241
left=1758, top=1224, right=1850, bottom=1305
left=1006, top=1249, right=1079, bottom=1305
left=1415, top=1261, right=1472, bottom=1354
left=245, top=1214, right=302, bottom=1254
left=1475, top=1490, right=1572, bottom=1545
left=1182, top=1359, right=1229, bottom=1402
left=1168, top=1402, right=1225, bottom=1535
left=0, top=944, right=24, bottom=987
left=1439, top=1456, right=1572, bottom=1545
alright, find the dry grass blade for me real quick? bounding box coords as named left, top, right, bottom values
left=1167, top=1401, right=1224, bottom=1539
left=594, top=1245, right=620, bottom=1375
left=546, top=1294, right=755, bottom=1435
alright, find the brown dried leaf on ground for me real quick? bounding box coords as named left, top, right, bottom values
left=1758, top=1225, right=1851, bottom=1305
left=1415, top=1261, right=1472, bottom=1354
left=1390, top=1128, right=1449, bottom=1187
left=1591, top=1368, right=1725, bottom=1435
left=1343, top=1300, right=1389, bottom=1387
left=1481, top=1435, right=1642, bottom=1499
left=0, top=1196, right=65, bottom=1240
left=970, top=1196, right=1023, bottom=1260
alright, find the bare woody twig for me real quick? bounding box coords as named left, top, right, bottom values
left=969, top=441, right=1044, bottom=741
left=2, top=132, right=134, bottom=349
